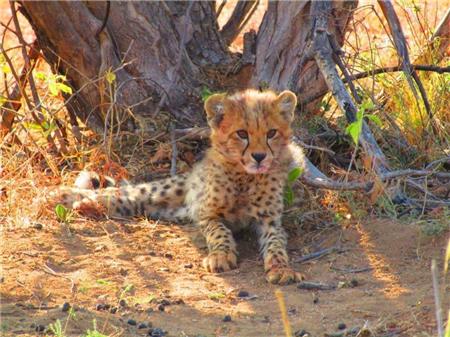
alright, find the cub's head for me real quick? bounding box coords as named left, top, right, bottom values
left=205, top=89, right=297, bottom=174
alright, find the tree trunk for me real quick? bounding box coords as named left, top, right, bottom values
left=20, top=0, right=356, bottom=130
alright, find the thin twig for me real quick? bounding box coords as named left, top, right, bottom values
left=294, top=246, right=346, bottom=263
left=300, top=64, right=450, bottom=106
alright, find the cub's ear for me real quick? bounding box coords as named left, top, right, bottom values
left=204, top=93, right=227, bottom=129
left=276, top=90, right=297, bottom=123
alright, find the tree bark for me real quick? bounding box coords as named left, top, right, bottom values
left=19, top=1, right=356, bottom=130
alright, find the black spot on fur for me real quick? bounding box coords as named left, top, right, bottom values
left=160, top=191, right=166, bottom=197
left=265, top=201, right=272, bottom=206
left=151, top=186, right=158, bottom=193
left=140, top=187, right=147, bottom=194
left=175, top=189, right=183, bottom=196
left=163, top=184, right=171, bottom=190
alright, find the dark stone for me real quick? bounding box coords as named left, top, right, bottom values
left=237, top=290, right=249, bottom=298
left=138, top=323, right=148, bottom=329
left=95, top=303, right=105, bottom=311
left=184, top=263, right=193, bottom=269
left=35, top=324, right=46, bottom=332
left=127, top=319, right=137, bottom=326
left=223, top=315, right=232, bottom=322
left=119, top=299, right=127, bottom=307
left=110, top=307, right=118, bottom=314
left=61, top=302, right=71, bottom=312
left=338, top=323, right=347, bottom=330
left=149, top=327, right=165, bottom=337
left=33, top=223, right=43, bottom=230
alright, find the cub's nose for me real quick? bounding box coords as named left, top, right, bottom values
left=251, top=153, right=267, bottom=163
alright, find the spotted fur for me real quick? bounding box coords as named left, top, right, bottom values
left=57, top=89, right=306, bottom=284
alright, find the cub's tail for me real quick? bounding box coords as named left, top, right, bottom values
left=55, top=171, right=189, bottom=220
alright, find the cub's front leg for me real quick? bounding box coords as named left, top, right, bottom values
left=198, top=217, right=238, bottom=273
left=257, top=217, right=304, bottom=284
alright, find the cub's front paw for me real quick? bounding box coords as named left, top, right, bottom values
left=203, top=251, right=237, bottom=273
left=266, top=266, right=304, bottom=285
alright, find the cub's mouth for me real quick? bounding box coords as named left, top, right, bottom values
left=241, top=160, right=271, bottom=174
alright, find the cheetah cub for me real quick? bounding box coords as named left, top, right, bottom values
left=58, top=89, right=306, bottom=285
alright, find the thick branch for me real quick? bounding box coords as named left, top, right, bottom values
left=220, top=0, right=258, bottom=45
left=310, top=1, right=389, bottom=175
left=378, top=0, right=437, bottom=134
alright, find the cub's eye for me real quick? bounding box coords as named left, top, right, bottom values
left=236, top=130, right=248, bottom=139
left=267, top=129, right=277, bottom=139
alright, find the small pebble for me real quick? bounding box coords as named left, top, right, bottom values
left=127, top=319, right=137, bottom=326
left=35, top=324, right=46, bottom=332
left=294, top=330, right=311, bottom=337
left=110, top=307, right=118, bottom=314
left=138, top=323, right=148, bottom=329
left=157, top=304, right=165, bottom=311
left=33, top=223, right=43, bottom=230
left=350, top=279, right=359, bottom=287
left=237, top=290, right=249, bottom=298
left=103, top=304, right=111, bottom=310
left=119, top=299, right=127, bottom=307
left=223, top=315, right=232, bottom=322
left=61, top=302, right=71, bottom=312
left=173, top=298, right=184, bottom=305
left=338, top=323, right=347, bottom=330
left=95, top=304, right=105, bottom=311
left=149, top=327, right=165, bottom=337
left=164, top=253, right=173, bottom=259
left=159, top=299, right=171, bottom=306
left=184, top=263, right=193, bottom=269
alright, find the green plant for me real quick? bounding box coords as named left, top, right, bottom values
left=83, top=320, right=108, bottom=337
left=118, top=283, right=134, bottom=301
left=345, top=100, right=381, bottom=145
left=284, top=167, right=303, bottom=206
left=49, top=319, right=66, bottom=337
left=55, top=204, right=73, bottom=224
left=208, top=292, right=225, bottom=300
left=35, top=71, right=72, bottom=97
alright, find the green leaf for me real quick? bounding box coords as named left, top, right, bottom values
left=288, top=167, right=303, bottom=183
left=360, top=100, right=375, bottom=112
left=1, top=63, right=10, bottom=74
left=49, top=81, right=59, bottom=96
left=284, top=187, right=294, bottom=206
left=208, top=292, right=225, bottom=300
left=96, top=279, right=112, bottom=286
left=366, top=114, right=382, bottom=127
left=345, top=119, right=362, bottom=145
left=57, top=82, right=73, bottom=95
left=105, top=70, right=116, bottom=84
left=35, top=71, right=47, bottom=81
left=55, top=204, right=68, bottom=222
left=200, top=87, right=213, bottom=102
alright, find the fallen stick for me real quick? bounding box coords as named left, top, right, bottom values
left=297, top=281, right=336, bottom=291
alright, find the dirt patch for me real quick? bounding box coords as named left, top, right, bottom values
left=1, top=216, right=448, bottom=337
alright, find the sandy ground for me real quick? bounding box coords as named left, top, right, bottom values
left=1, top=216, right=448, bottom=337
